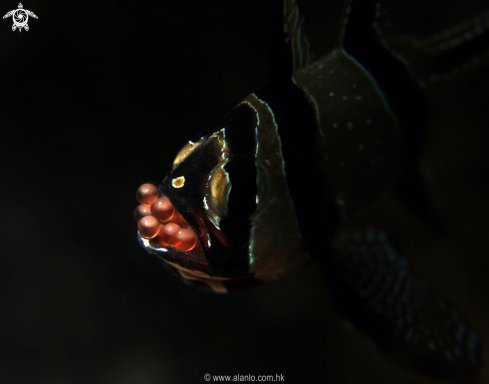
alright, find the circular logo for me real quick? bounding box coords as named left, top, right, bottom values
left=13, top=9, right=27, bottom=28
left=3, top=3, right=38, bottom=32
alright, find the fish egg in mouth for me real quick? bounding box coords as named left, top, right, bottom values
left=134, top=183, right=197, bottom=252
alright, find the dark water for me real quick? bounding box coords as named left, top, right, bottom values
left=0, top=1, right=488, bottom=383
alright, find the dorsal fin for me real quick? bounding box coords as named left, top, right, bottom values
left=268, top=0, right=314, bottom=83
left=283, top=0, right=314, bottom=72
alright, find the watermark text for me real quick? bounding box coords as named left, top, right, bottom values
left=204, top=373, right=285, bottom=382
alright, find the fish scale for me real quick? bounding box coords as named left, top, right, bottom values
left=329, top=228, right=480, bottom=378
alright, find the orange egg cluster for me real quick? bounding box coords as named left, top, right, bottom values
left=135, top=183, right=198, bottom=252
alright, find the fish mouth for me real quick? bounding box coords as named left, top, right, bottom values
left=134, top=182, right=210, bottom=272
left=135, top=186, right=198, bottom=247
left=135, top=182, right=239, bottom=279
left=135, top=181, right=253, bottom=281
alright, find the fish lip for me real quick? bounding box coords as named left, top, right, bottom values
left=137, top=231, right=195, bottom=257
left=137, top=231, right=171, bottom=255
left=137, top=231, right=233, bottom=279
left=137, top=230, right=207, bottom=267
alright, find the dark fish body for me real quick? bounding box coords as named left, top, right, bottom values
left=136, top=0, right=487, bottom=380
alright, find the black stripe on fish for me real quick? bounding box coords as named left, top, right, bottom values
left=341, top=0, right=441, bottom=230
left=217, top=104, right=257, bottom=157
left=214, top=104, right=258, bottom=243
left=254, top=81, right=337, bottom=251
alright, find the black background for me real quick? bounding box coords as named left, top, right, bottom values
left=0, top=0, right=488, bottom=383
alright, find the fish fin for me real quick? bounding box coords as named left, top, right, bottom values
left=323, top=227, right=480, bottom=381
left=283, top=0, right=314, bottom=72
left=268, top=0, right=314, bottom=83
